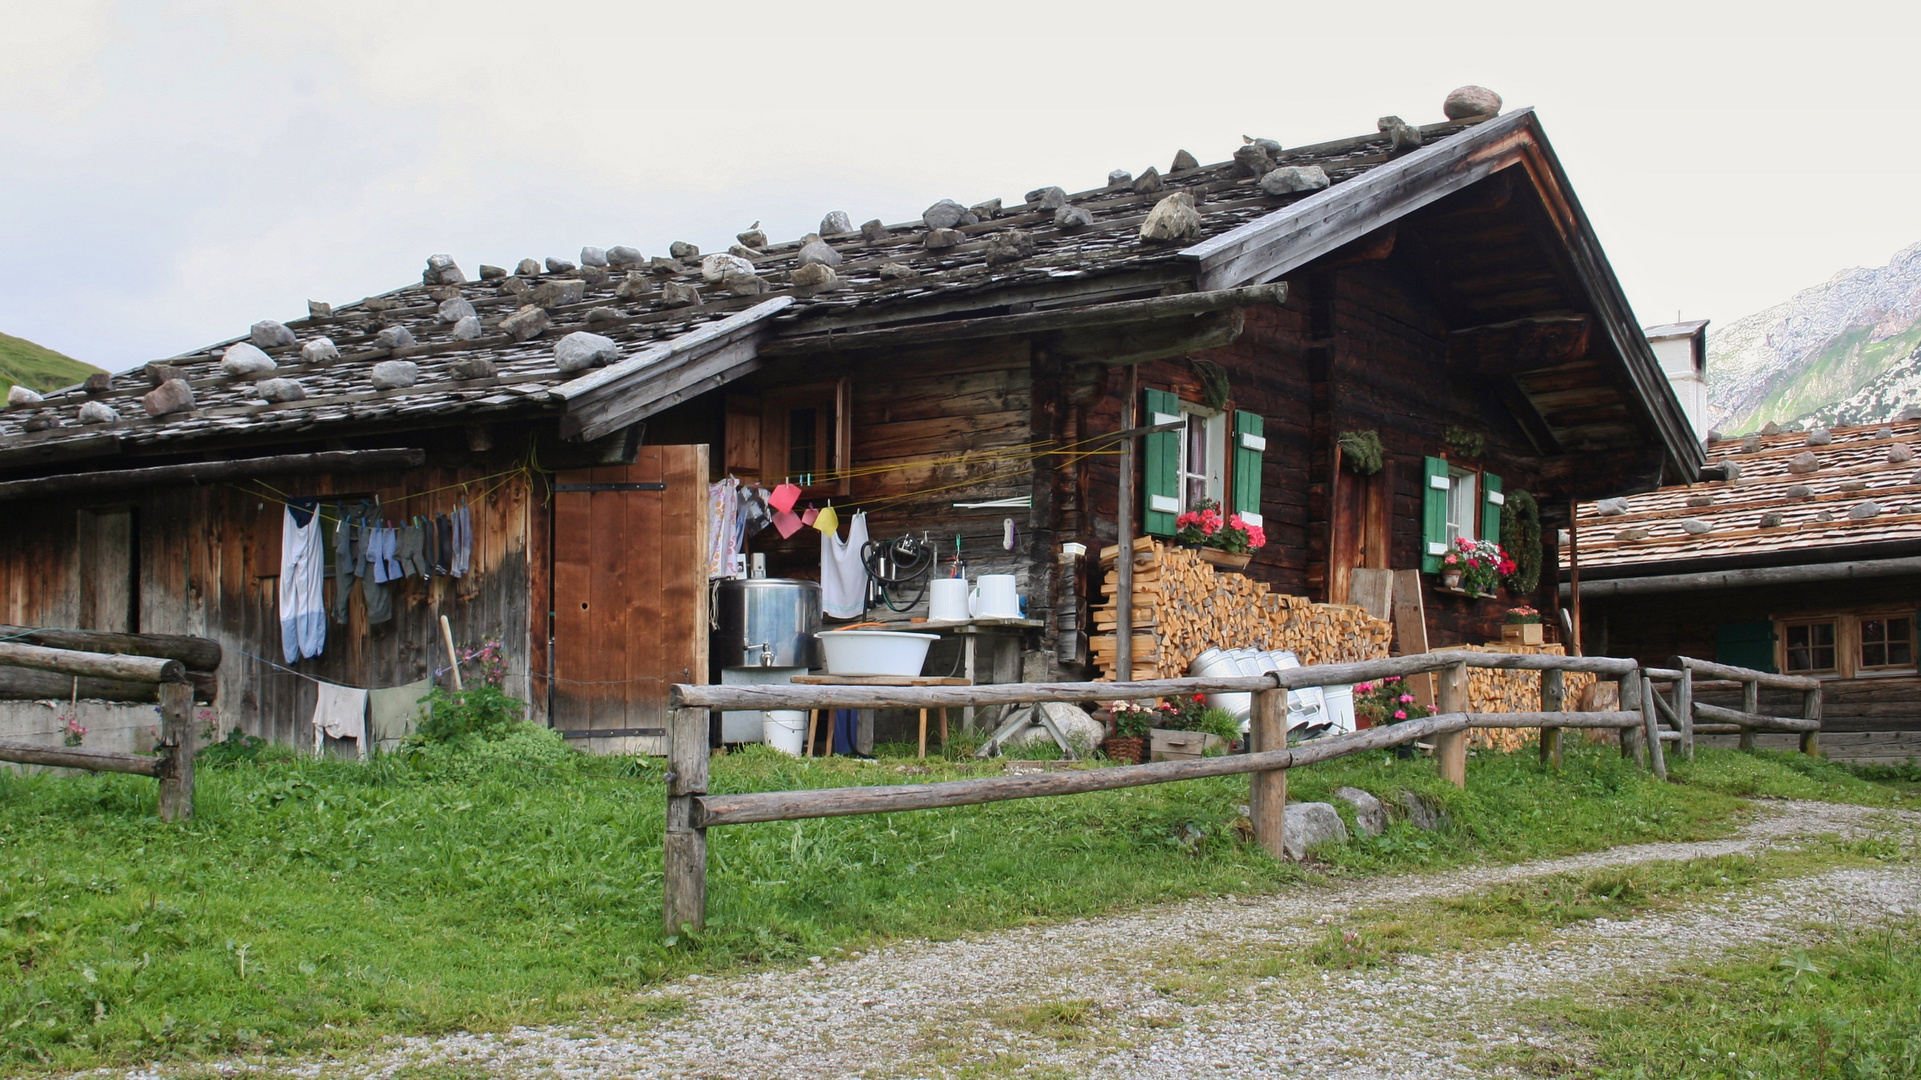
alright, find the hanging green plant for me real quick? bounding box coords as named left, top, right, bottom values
left=1190, top=359, right=1231, bottom=412
left=1337, top=430, right=1384, bottom=475
left=1444, top=426, right=1485, bottom=458
left=1500, top=487, right=1541, bottom=595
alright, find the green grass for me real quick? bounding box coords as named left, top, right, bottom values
left=0, top=331, right=100, bottom=395
left=0, top=733, right=1901, bottom=1072
left=1520, top=918, right=1921, bottom=1078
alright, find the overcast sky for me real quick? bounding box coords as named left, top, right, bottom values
left=4, top=1, right=1918, bottom=372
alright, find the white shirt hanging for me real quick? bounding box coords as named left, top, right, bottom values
left=820, top=510, right=869, bottom=619
left=279, top=501, right=326, bottom=662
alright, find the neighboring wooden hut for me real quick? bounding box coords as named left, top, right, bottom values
left=0, top=96, right=1699, bottom=752
left=1565, top=419, right=1921, bottom=762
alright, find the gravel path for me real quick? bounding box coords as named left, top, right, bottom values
left=119, top=799, right=1921, bottom=1080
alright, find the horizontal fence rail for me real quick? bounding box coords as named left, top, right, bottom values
left=0, top=639, right=200, bottom=821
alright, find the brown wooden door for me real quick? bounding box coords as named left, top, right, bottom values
left=551, top=445, right=709, bottom=755
left=1329, top=461, right=1390, bottom=605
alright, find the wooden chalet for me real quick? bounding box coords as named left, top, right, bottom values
left=1565, top=418, right=1921, bottom=762
left=0, top=100, right=1699, bottom=753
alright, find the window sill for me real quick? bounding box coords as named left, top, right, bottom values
left=1435, top=585, right=1497, bottom=600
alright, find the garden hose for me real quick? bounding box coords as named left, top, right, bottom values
left=862, top=534, right=936, bottom=613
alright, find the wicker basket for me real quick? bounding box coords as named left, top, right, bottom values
left=1103, top=736, right=1146, bottom=765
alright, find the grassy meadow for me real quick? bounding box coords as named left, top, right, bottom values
left=0, top=728, right=1909, bottom=1072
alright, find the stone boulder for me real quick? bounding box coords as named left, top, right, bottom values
left=369, top=360, right=418, bottom=390
left=579, top=246, right=609, bottom=268
left=1282, top=802, right=1348, bottom=861
left=923, top=228, right=963, bottom=250
left=922, top=199, right=970, bottom=229
left=1132, top=167, right=1162, bottom=194
left=423, top=254, right=466, bottom=284
left=819, top=210, right=853, bottom=235
left=1007, top=703, right=1105, bottom=755
left=220, top=342, right=276, bottom=377
left=450, top=315, right=483, bottom=340
left=1028, top=186, right=1067, bottom=210
left=1443, top=85, right=1502, bottom=120
left=1681, top=518, right=1713, bottom=535
left=1139, top=192, right=1201, bottom=243
left=1891, top=443, right=1915, bottom=464
left=797, top=240, right=842, bottom=268
left=1594, top=497, right=1631, bottom=516
left=300, top=337, right=339, bottom=365
left=545, top=257, right=576, bottom=274
left=477, top=264, right=507, bottom=279
left=438, top=297, right=476, bottom=323
left=255, top=378, right=306, bottom=403
left=7, top=385, right=44, bottom=406
left=374, top=326, right=416, bottom=350
left=701, top=253, right=755, bottom=283
left=1787, top=451, right=1821, bottom=474
left=499, top=305, right=551, bottom=342
left=141, top=378, right=194, bottom=416
left=1171, top=149, right=1199, bottom=172
left=554, top=331, right=622, bottom=374
left=616, top=271, right=652, bottom=299
left=659, top=281, right=701, bottom=307
left=77, top=400, right=120, bottom=424
left=790, top=263, right=841, bottom=292
left=448, top=358, right=497, bottom=380
left=668, top=241, right=700, bottom=260
left=1806, top=427, right=1833, bottom=446
left=532, top=279, right=587, bottom=308
left=1333, top=786, right=1387, bottom=837
left=515, top=258, right=541, bottom=276
left=1849, top=501, right=1881, bottom=520
left=606, top=246, right=643, bottom=266
left=983, top=230, right=1036, bottom=266
left=1261, top=165, right=1330, bottom=195
left=1398, top=791, right=1446, bottom=831
left=1053, top=204, right=1094, bottom=230
left=250, top=320, right=296, bottom=348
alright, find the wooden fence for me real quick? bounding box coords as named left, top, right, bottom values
left=0, top=637, right=203, bottom=821
left=1645, top=657, right=1822, bottom=760
left=661, top=650, right=1645, bottom=933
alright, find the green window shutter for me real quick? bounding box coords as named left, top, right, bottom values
left=1233, top=410, right=1264, bottom=526
left=1482, top=472, right=1504, bottom=548
left=1143, top=388, right=1181, bottom=537
left=1716, top=621, right=1777, bottom=674
left=1422, top=456, right=1449, bottom=573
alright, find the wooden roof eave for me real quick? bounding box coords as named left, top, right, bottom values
left=1179, top=108, right=1706, bottom=485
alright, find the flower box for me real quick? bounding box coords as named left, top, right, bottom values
left=1149, top=728, right=1228, bottom=761
left=1196, top=548, right=1252, bottom=571
left=1502, top=623, right=1544, bottom=645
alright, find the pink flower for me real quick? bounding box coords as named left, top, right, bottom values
left=1384, top=676, right=1400, bottom=684
left=1355, top=682, right=1374, bottom=693
left=1399, top=694, right=1415, bottom=704
left=1444, top=553, right=1459, bottom=565
left=1394, top=709, right=1408, bottom=720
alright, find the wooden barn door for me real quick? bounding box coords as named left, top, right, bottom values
left=1329, top=458, right=1390, bottom=605
left=550, top=445, right=709, bottom=755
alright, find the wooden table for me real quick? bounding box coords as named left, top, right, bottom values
left=791, top=674, right=971, bottom=758
left=911, top=617, right=1042, bottom=731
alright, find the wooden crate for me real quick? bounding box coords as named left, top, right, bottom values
left=1150, top=728, right=1227, bottom=761
left=1501, top=624, right=1544, bottom=645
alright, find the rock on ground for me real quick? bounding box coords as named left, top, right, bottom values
left=1334, top=786, right=1387, bottom=837
left=1282, top=801, right=1348, bottom=860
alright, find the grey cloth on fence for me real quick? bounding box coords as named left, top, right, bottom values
left=330, top=513, right=353, bottom=624
left=452, top=504, right=472, bottom=577
left=436, top=512, right=454, bottom=575
left=346, top=517, right=393, bottom=624
left=395, top=524, right=425, bottom=578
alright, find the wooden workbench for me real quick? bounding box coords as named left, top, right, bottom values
left=791, top=674, right=970, bottom=757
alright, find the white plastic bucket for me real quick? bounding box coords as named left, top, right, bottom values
left=1193, top=648, right=1254, bottom=722
left=970, top=574, right=1021, bottom=618
left=762, top=710, right=807, bottom=756
left=1321, top=685, right=1356, bottom=734
left=929, top=578, right=971, bottom=621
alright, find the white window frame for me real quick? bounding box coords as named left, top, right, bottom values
left=1178, top=402, right=1227, bottom=510
left=1444, top=465, right=1479, bottom=543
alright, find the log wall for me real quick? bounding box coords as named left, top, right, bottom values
left=0, top=436, right=536, bottom=746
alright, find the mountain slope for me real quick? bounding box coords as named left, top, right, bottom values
left=0, top=331, right=101, bottom=395
left=1706, top=242, right=1921, bottom=434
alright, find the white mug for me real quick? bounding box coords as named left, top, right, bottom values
left=970, top=574, right=1021, bottom=619
left=929, top=578, right=970, bottom=622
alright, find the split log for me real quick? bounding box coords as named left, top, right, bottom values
left=694, top=712, right=1466, bottom=827
left=0, top=666, right=216, bottom=704
left=0, top=738, right=162, bottom=776
left=0, top=625, right=221, bottom=671
left=0, top=449, right=427, bottom=503
left=0, top=642, right=183, bottom=684
left=1692, top=701, right=1819, bottom=733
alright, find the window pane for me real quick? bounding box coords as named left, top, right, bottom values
left=1863, top=618, right=1887, bottom=644
left=1892, top=640, right=1915, bottom=666
left=1446, top=469, right=1477, bottom=542
left=788, top=407, right=817, bottom=475
left=1864, top=642, right=1886, bottom=668
left=1811, top=623, right=1835, bottom=647
left=1786, top=625, right=1809, bottom=649
left=1785, top=621, right=1837, bottom=672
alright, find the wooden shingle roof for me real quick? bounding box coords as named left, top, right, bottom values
left=1572, top=419, right=1921, bottom=575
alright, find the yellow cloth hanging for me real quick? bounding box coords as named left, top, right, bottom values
left=812, top=503, right=840, bottom=534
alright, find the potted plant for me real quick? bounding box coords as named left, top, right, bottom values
left=1353, top=677, right=1433, bottom=755
left=1503, top=605, right=1544, bottom=645
left=1148, top=693, right=1240, bottom=760
left=1174, top=498, right=1267, bottom=571
left=1447, top=537, right=1510, bottom=597
left=1105, top=701, right=1154, bottom=764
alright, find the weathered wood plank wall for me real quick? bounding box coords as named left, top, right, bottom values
left=0, top=446, right=534, bottom=746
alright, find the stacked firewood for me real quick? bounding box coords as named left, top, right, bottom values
left=1091, top=539, right=1393, bottom=680
left=1458, top=643, right=1599, bottom=751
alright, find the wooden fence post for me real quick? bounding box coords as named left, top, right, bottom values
left=1639, top=671, right=1667, bottom=780
left=1435, top=661, right=1467, bottom=787
left=1739, top=679, right=1758, bottom=752
left=1800, top=685, right=1822, bottom=758
left=155, top=680, right=196, bottom=822
left=1617, top=674, right=1647, bottom=767
left=663, top=706, right=711, bottom=935
left=1249, top=687, right=1288, bottom=859
left=1671, top=659, right=1695, bottom=760
left=1539, top=668, right=1564, bottom=769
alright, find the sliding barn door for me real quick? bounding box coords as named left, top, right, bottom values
left=551, top=445, right=709, bottom=755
